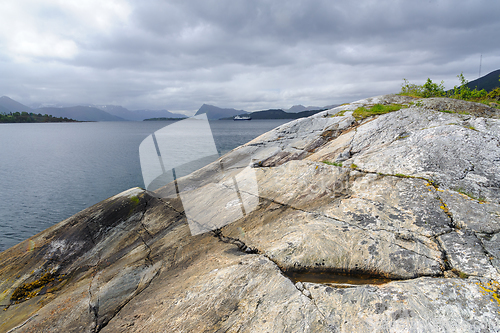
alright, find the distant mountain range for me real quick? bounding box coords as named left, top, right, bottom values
left=0, top=96, right=33, bottom=113
left=0, top=105, right=10, bottom=114
left=96, top=105, right=186, bottom=121
left=249, top=108, right=330, bottom=119
left=36, top=106, right=125, bottom=122
left=0, top=96, right=187, bottom=122
left=467, top=69, right=500, bottom=91
left=1, top=96, right=344, bottom=122
left=0, top=96, right=125, bottom=121
left=219, top=108, right=332, bottom=120
left=194, top=104, right=247, bottom=120
left=194, top=103, right=340, bottom=120
left=286, top=105, right=320, bottom=113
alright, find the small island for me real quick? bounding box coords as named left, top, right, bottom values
left=0, top=111, right=78, bottom=123
left=143, top=117, right=187, bottom=121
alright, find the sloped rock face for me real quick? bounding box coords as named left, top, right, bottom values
left=1, top=95, right=500, bottom=332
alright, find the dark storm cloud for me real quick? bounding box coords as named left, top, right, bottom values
left=0, top=0, right=499, bottom=112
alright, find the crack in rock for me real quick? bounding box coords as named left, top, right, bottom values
left=212, top=229, right=258, bottom=254
left=5, top=314, right=39, bottom=333
left=231, top=188, right=444, bottom=266
left=212, top=232, right=338, bottom=333
left=88, top=258, right=101, bottom=333
left=92, top=196, right=164, bottom=332
left=473, top=231, right=500, bottom=274
left=95, top=266, right=162, bottom=333
left=136, top=197, right=154, bottom=266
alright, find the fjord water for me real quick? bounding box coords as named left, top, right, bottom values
left=0, top=119, right=290, bottom=252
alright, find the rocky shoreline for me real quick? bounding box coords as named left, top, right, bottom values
left=1, top=95, right=499, bottom=332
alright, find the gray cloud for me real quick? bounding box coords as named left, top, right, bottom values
left=0, top=0, right=499, bottom=113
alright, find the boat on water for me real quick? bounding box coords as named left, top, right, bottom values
left=233, top=115, right=252, bottom=121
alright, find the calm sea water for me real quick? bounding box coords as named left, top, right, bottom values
left=0, top=119, right=290, bottom=252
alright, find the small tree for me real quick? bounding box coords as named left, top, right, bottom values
left=422, top=78, right=445, bottom=98
left=400, top=78, right=445, bottom=98
left=400, top=78, right=423, bottom=96
left=451, top=72, right=487, bottom=100
left=487, top=88, right=500, bottom=101
left=489, top=76, right=500, bottom=101
left=452, top=72, right=470, bottom=99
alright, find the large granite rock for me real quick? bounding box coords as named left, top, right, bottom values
left=1, top=95, right=499, bottom=332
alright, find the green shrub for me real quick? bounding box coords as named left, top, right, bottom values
left=400, top=78, right=445, bottom=98
left=449, top=72, right=488, bottom=100
left=399, top=73, right=499, bottom=105
left=487, top=87, right=500, bottom=101
left=422, top=78, right=446, bottom=98
left=400, top=78, right=423, bottom=97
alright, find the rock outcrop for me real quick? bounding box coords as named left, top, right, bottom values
left=1, top=95, right=499, bottom=332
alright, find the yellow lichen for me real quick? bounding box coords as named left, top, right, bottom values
left=439, top=204, right=450, bottom=215
left=477, top=281, right=500, bottom=307
left=10, top=272, right=55, bottom=302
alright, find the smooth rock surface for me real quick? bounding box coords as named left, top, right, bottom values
left=308, top=277, right=500, bottom=332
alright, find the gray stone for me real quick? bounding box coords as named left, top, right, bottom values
left=307, top=277, right=500, bottom=333
left=438, top=188, right=500, bottom=233
left=439, top=230, right=499, bottom=279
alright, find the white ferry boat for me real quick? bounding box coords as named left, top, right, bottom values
left=233, top=115, right=252, bottom=121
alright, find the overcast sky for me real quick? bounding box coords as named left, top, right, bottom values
left=0, top=0, right=499, bottom=114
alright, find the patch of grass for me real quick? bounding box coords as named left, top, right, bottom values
left=352, top=103, right=405, bottom=121
left=456, top=188, right=486, bottom=202
left=128, top=195, right=141, bottom=217
left=322, top=161, right=342, bottom=167
left=329, top=110, right=347, bottom=117
left=394, top=173, right=415, bottom=178
left=451, top=268, right=469, bottom=279
left=350, top=163, right=358, bottom=169
left=438, top=109, right=470, bottom=115
left=130, top=196, right=140, bottom=206
left=465, top=125, right=477, bottom=131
